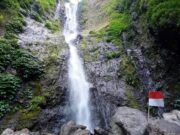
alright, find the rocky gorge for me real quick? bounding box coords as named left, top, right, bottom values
left=0, top=0, right=180, bottom=135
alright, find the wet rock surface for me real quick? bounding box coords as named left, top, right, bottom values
left=82, top=41, right=128, bottom=128
left=60, top=121, right=91, bottom=135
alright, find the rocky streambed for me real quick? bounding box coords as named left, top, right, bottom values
left=2, top=107, right=180, bottom=135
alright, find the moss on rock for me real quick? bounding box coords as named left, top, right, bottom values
left=119, top=55, right=139, bottom=87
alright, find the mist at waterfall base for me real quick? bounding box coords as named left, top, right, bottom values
left=62, top=0, right=93, bottom=131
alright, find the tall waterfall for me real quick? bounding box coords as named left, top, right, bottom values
left=63, top=0, right=92, bottom=131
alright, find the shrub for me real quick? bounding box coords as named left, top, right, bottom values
left=32, top=12, right=43, bottom=22
left=148, top=0, right=180, bottom=33
left=100, top=0, right=131, bottom=44
left=0, top=73, right=21, bottom=100
left=0, top=101, right=11, bottom=118
left=119, top=56, right=139, bottom=87
left=36, top=0, right=56, bottom=14
left=29, top=96, right=46, bottom=110
left=0, top=0, right=19, bottom=9
left=45, top=20, right=59, bottom=33
left=0, top=39, right=15, bottom=71
left=6, top=16, right=25, bottom=34
left=105, top=13, right=130, bottom=43
left=4, top=32, right=18, bottom=41
left=13, top=49, right=44, bottom=80
left=0, top=15, right=4, bottom=25
left=105, top=52, right=120, bottom=60
left=18, top=0, right=33, bottom=9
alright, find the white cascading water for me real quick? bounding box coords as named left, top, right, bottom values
left=63, top=0, right=92, bottom=131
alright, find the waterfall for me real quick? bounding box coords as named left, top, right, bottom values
left=63, top=0, right=93, bottom=131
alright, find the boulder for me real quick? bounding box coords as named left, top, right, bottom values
left=94, top=127, right=109, bottom=135
left=1, top=128, right=30, bottom=135
left=1, top=129, right=53, bottom=135
left=60, top=121, right=91, bottom=135
left=110, top=107, right=148, bottom=135
left=1, top=128, right=14, bottom=135
left=163, top=110, right=180, bottom=126
left=148, top=119, right=180, bottom=135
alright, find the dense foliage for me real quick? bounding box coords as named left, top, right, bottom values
left=0, top=40, right=15, bottom=71
left=0, top=38, right=44, bottom=117
left=6, top=16, right=26, bottom=34
left=102, top=0, right=131, bottom=44
left=45, top=20, right=60, bottom=33
left=13, top=50, right=44, bottom=80
left=0, top=74, right=21, bottom=100
left=36, top=0, right=56, bottom=14
left=0, top=74, right=21, bottom=117
left=147, top=0, right=180, bottom=33
left=0, top=0, right=45, bottom=118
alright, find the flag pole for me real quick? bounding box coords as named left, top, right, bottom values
left=148, top=105, right=150, bottom=122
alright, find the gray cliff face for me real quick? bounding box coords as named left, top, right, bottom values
left=80, top=39, right=131, bottom=128
left=19, top=17, right=70, bottom=134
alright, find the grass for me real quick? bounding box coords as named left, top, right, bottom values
left=119, top=55, right=139, bottom=87
left=36, top=0, right=56, bottom=14
left=105, top=52, right=120, bottom=60
left=147, top=0, right=180, bottom=30
left=105, top=12, right=131, bottom=43
left=80, top=0, right=132, bottom=45
left=125, top=86, right=140, bottom=109
left=45, top=20, right=60, bottom=33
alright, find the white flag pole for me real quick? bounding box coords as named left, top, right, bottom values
left=148, top=105, right=150, bottom=122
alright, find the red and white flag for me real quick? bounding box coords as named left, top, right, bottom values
left=148, top=91, right=164, bottom=107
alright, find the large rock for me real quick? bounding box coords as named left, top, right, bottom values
left=1, top=128, right=42, bottom=135
left=163, top=110, right=180, bottom=126
left=60, top=121, right=91, bottom=135
left=94, top=127, right=108, bottom=135
left=148, top=119, right=180, bottom=135
left=1, top=128, right=14, bottom=135
left=84, top=42, right=128, bottom=128
left=110, top=107, right=148, bottom=135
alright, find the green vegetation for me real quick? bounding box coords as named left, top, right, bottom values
left=0, top=0, right=19, bottom=10
left=0, top=38, right=44, bottom=117
left=105, top=52, right=120, bottom=60
left=125, top=86, right=139, bottom=109
left=0, top=101, right=10, bottom=118
left=0, top=74, right=21, bottom=100
left=0, top=74, right=21, bottom=117
left=80, top=0, right=131, bottom=45
left=36, top=0, right=56, bottom=15
left=32, top=12, right=43, bottom=23
left=13, top=50, right=44, bottom=80
left=119, top=56, right=139, bottom=87
left=105, top=13, right=130, bottom=43
left=147, top=0, right=180, bottom=33
left=45, top=20, right=60, bottom=33
left=6, top=16, right=25, bottom=34
left=0, top=0, right=46, bottom=118
left=0, top=15, right=4, bottom=24
left=100, top=0, right=131, bottom=44
left=15, top=109, right=40, bottom=129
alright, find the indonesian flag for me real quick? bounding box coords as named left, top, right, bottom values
left=148, top=91, right=164, bottom=107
